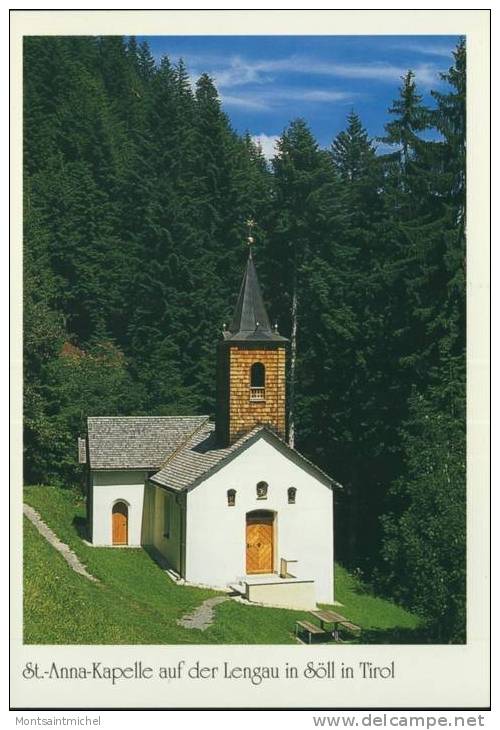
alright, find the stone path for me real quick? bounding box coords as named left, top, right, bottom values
left=177, top=595, right=229, bottom=630
left=23, top=503, right=99, bottom=583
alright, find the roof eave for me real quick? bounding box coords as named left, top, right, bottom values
left=150, top=425, right=342, bottom=493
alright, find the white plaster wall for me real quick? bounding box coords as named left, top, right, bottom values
left=185, top=435, right=334, bottom=603
left=150, top=485, right=183, bottom=574
left=91, top=470, right=147, bottom=546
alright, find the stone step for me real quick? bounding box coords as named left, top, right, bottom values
left=228, top=583, right=246, bottom=596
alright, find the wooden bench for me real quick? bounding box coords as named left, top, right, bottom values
left=338, top=620, right=361, bottom=638
left=295, top=620, right=326, bottom=644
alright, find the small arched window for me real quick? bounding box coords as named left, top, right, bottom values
left=250, top=362, right=265, bottom=401
left=227, top=489, right=236, bottom=507
left=256, top=481, right=268, bottom=500
left=288, top=487, right=297, bottom=504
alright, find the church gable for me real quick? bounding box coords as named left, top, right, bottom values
left=150, top=422, right=337, bottom=494
left=191, top=433, right=334, bottom=497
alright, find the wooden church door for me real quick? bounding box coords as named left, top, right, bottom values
left=246, top=511, right=274, bottom=574
left=112, top=502, right=128, bottom=545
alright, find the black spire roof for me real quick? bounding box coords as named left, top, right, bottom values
left=224, top=248, right=287, bottom=343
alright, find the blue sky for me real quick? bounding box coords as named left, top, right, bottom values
left=137, top=35, right=461, bottom=158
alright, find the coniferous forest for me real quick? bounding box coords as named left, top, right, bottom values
left=23, top=36, right=466, bottom=643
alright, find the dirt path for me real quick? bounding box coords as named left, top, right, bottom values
left=177, top=596, right=229, bottom=630
left=23, top=503, right=99, bottom=583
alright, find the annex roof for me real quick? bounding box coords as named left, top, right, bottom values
left=150, top=422, right=341, bottom=492
left=86, top=415, right=209, bottom=470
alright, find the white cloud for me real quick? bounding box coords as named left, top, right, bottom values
left=219, top=55, right=439, bottom=88
left=251, top=134, right=280, bottom=161
left=220, top=93, right=270, bottom=111
left=302, top=60, right=441, bottom=88
left=221, top=87, right=357, bottom=112
left=156, top=50, right=444, bottom=97
left=390, top=41, right=456, bottom=58
left=300, top=90, right=354, bottom=102
left=412, top=64, right=443, bottom=88
left=374, top=142, right=402, bottom=156
left=212, top=56, right=273, bottom=88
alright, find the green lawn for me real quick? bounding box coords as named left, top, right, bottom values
left=23, top=485, right=423, bottom=644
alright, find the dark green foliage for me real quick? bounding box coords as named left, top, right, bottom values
left=23, top=37, right=466, bottom=642
left=42, top=341, right=146, bottom=487
left=375, top=43, right=466, bottom=643
left=331, top=110, right=377, bottom=182
left=23, top=37, right=269, bottom=480
left=266, top=119, right=353, bottom=450
left=379, top=390, right=466, bottom=642
left=380, top=70, right=430, bottom=169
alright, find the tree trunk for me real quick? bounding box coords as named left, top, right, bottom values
left=288, top=267, right=298, bottom=448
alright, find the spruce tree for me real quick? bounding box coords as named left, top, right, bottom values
left=329, top=112, right=393, bottom=566
left=269, top=118, right=354, bottom=453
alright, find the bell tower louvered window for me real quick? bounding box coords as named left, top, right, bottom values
left=250, top=362, right=265, bottom=402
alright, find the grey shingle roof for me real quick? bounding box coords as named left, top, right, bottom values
left=150, top=422, right=340, bottom=492
left=87, top=415, right=209, bottom=470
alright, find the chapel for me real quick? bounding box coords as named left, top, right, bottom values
left=81, top=237, right=339, bottom=608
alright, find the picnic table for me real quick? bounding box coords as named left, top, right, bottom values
left=295, top=610, right=361, bottom=644
left=310, top=610, right=347, bottom=641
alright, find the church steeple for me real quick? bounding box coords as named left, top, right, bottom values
left=224, top=245, right=287, bottom=344
left=216, top=228, right=288, bottom=446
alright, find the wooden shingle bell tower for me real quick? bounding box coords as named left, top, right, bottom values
left=216, top=226, right=288, bottom=446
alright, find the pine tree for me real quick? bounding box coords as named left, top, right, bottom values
left=331, top=110, right=377, bottom=182
left=137, top=40, right=157, bottom=82
left=381, top=70, right=429, bottom=171
left=430, top=38, right=466, bottom=368
left=328, top=112, right=395, bottom=565
left=269, top=119, right=353, bottom=450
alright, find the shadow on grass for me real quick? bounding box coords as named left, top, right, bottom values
left=143, top=545, right=173, bottom=572
left=355, top=625, right=429, bottom=644
left=72, top=515, right=89, bottom=541
left=296, top=625, right=428, bottom=645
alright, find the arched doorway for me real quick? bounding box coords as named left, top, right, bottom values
left=246, top=510, right=274, bottom=574
left=112, top=501, right=128, bottom=545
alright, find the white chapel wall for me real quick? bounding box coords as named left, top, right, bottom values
left=91, top=470, right=148, bottom=546
left=184, top=435, right=334, bottom=603
left=149, top=484, right=183, bottom=574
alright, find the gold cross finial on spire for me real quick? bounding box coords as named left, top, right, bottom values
left=246, top=217, right=255, bottom=246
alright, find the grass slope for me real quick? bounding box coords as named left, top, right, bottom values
left=23, top=486, right=423, bottom=644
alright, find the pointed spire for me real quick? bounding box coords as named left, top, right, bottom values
left=224, top=233, right=287, bottom=343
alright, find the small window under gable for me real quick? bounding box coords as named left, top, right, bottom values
left=250, top=362, right=265, bottom=401
left=256, top=481, right=268, bottom=499
left=227, top=489, right=236, bottom=507
left=288, top=487, right=297, bottom=504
